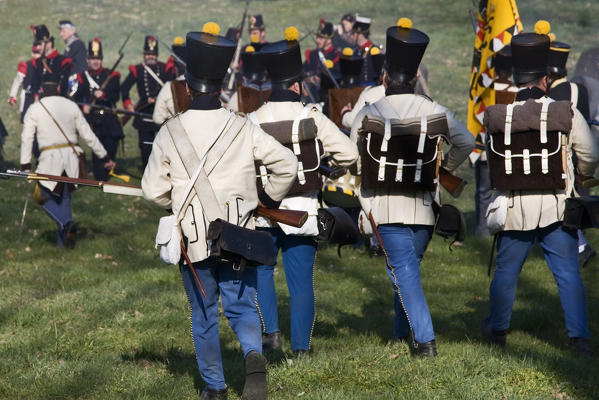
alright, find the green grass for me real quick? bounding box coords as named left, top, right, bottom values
left=1, top=1, right=599, bottom=399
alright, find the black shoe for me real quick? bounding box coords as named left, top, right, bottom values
left=200, top=387, right=228, bottom=400
left=481, top=317, right=506, bottom=347
left=63, top=221, right=77, bottom=248
left=415, top=340, right=437, bottom=357
left=578, top=246, right=596, bottom=269
left=570, top=337, right=593, bottom=358
left=262, top=332, right=281, bottom=351
left=242, top=350, right=267, bottom=400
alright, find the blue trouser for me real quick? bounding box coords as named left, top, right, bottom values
left=180, top=258, right=262, bottom=391
left=475, top=159, right=492, bottom=237
left=378, top=224, right=434, bottom=344
left=489, top=223, right=589, bottom=339
left=39, top=184, right=72, bottom=246
left=256, top=227, right=317, bottom=351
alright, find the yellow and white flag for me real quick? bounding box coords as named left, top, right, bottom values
left=467, top=0, right=523, bottom=139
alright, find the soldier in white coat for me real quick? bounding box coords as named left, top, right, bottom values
left=350, top=19, right=475, bottom=357
left=20, top=81, right=115, bottom=246
left=152, top=36, right=188, bottom=125
left=250, top=27, right=358, bottom=355
left=481, top=24, right=599, bottom=357
left=142, top=29, right=297, bottom=400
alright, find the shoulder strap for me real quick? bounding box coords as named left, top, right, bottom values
left=39, top=99, right=79, bottom=156
left=143, top=64, right=165, bottom=87
left=166, top=113, right=247, bottom=223
left=570, top=82, right=579, bottom=108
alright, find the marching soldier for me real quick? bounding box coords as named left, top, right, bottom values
left=247, top=14, right=268, bottom=50
left=251, top=27, right=358, bottom=355
left=545, top=30, right=596, bottom=267
left=142, top=27, right=297, bottom=399
left=121, top=35, right=177, bottom=169
left=350, top=19, right=474, bottom=356
left=20, top=80, right=115, bottom=247
left=332, top=13, right=355, bottom=51
left=73, top=37, right=124, bottom=181
left=481, top=21, right=599, bottom=357
left=59, top=19, right=87, bottom=96
left=152, top=36, right=189, bottom=125
left=227, top=44, right=270, bottom=113
left=8, top=39, right=43, bottom=122
left=351, top=15, right=379, bottom=85
left=30, top=24, right=74, bottom=98
left=303, top=19, right=340, bottom=78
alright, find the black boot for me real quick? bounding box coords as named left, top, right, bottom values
left=415, top=340, right=437, bottom=357
left=570, top=337, right=593, bottom=358
left=200, top=386, right=228, bottom=400
left=63, top=221, right=77, bottom=248
left=481, top=317, right=507, bottom=347
left=262, top=332, right=281, bottom=351
left=242, top=350, right=267, bottom=400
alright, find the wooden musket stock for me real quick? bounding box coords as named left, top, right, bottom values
left=439, top=167, right=467, bottom=198
left=255, top=206, right=308, bottom=228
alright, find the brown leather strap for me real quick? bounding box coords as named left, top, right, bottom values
left=180, top=241, right=207, bottom=298
left=368, top=212, right=388, bottom=258
left=41, top=59, right=53, bottom=74
left=39, top=100, right=79, bottom=157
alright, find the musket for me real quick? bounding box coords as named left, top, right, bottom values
left=302, top=80, right=317, bottom=103
left=2, top=169, right=309, bottom=227
left=76, top=101, right=153, bottom=119
left=305, top=31, right=340, bottom=89
left=139, top=24, right=187, bottom=67
left=91, top=31, right=133, bottom=105
left=226, top=0, right=252, bottom=93
left=590, top=119, right=599, bottom=126
left=439, top=167, right=467, bottom=198
left=1, top=170, right=143, bottom=197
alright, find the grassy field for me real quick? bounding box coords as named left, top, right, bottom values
left=1, top=1, right=599, bottom=399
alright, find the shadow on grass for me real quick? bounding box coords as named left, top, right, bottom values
left=121, top=343, right=248, bottom=396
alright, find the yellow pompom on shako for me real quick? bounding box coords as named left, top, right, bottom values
left=325, top=59, right=334, bottom=69
left=245, top=45, right=256, bottom=53
left=284, top=26, right=299, bottom=42
left=534, top=20, right=551, bottom=35
left=342, top=47, right=354, bottom=57
left=397, top=17, right=413, bottom=29
left=370, top=47, right=381, bottom=55
left=173, top=36, right=184, bottom=46
left=202, top=22, right=221, bottom=36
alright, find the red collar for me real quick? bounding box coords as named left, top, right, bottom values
left=324, top=44, right=335, bottom=54
left=360, top=40, right=373, bottom=51
left=46, top=49, right=59, bottom=59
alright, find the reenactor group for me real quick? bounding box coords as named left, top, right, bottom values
left=3, top=11, right=598, bottom=400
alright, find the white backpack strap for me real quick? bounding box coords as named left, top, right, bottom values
left=248, top=111, right=260, bottom=125
left=540, top=101, right=550, bottom=144
left=417, top=115, right=427, bottom=153
left=570, top=82, right=579, bottom=108
left=504, top=104, right=513, bottom=146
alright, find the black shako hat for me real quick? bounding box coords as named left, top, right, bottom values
left=352, top=15, right=371, bottom=36
left=172, top=37, right=187, bottom=65
left=547, top=40, right=570, bottom=77
left=248, top=14, right=265, bottom=31
left=185, top=31, right=236, bottom=93
left=241, top=45, right=266, bottom=82
left=31, top=24, right=51, bottom=42
left=371, top=51, right=385, bottom=81
left=495, top=45, right=512, bottom=75
left=143, top=35, right=159, bottom=55
left=385, top=21, right=429, bottom=81
left=511, top=32, right=550, bottom=85
left=87, top=37, right=103, bottom=59
left=339, top=48, right=363, bottom=86
left=317, top=19, right=334, bottom=39
left=261, top=30, right=302, bottom=91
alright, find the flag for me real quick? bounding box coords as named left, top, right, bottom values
left=467, top=0, right=523, bottom=139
